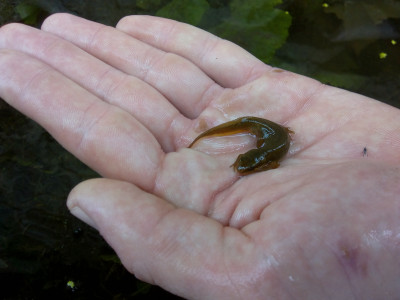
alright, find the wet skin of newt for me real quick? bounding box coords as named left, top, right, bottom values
left=189, top=116, right=293, bottom=175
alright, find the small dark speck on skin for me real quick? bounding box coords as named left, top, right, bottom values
left=363, top=147, right=368, bottom=157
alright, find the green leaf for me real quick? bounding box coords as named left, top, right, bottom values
left=325, top=0, right=400, bottom=41
left=136, top=0, right=162, bottom=10
left=156, top=0, right=210, bottom=26
left=15, top=3, right=41, bottom=25
left=210, top=0, right=291, bottom=62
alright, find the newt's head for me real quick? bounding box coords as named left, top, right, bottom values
left=231, top=150, right=281, bottom=175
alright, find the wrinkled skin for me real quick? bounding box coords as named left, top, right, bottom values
left=1, top=14, right=400, bottom=300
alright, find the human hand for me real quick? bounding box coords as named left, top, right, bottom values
left=1, top=13, right=400, bottom=299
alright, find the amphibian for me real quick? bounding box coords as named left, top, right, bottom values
left=189, top=116, right=293, bottom=175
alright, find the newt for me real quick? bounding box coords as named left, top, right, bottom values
left=189, top=116, right=293, bottom=175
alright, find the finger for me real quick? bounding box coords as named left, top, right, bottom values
left=0, top=49, right=162, bottom=191
left=0, top=23, right=188, bottom=151
left=41, top=13, right=223, bottom=119
left=116, top=15, right=271, bottom=88
left=67, top=178, right=259, bottom=299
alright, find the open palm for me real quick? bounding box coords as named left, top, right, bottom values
left=1, top=14, right=400, bottom=300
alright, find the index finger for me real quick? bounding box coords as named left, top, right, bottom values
left=116, top=15, right=271, bottom=88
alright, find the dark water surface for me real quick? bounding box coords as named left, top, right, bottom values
left=0, top=0, right=399, bottom=299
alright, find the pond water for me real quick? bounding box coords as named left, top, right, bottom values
left=0, top=0, right=399, bottom=299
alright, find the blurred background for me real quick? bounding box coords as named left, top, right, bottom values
left=0, top=0, right=399, bottom=299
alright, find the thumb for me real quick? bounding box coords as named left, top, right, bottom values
left=66, top=178, right=247, bottom=299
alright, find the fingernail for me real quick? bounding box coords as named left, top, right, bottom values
left=69, top=206, right=98, bottom=230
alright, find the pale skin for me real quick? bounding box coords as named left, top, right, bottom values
left=1, top=13, right=400, bottom=299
